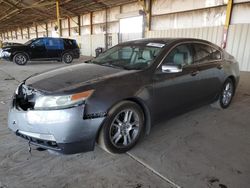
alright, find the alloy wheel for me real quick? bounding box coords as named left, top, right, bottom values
left=109, top=109, right=140, bottom=148
left=221, top=82, right=233, bottom=106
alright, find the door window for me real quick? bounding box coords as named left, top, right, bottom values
left=32, top=39, right=45, bottom=48
left=193, top=43, right=221, bottom=63
left=164, top=44, right=194, bottom=66
left=45, top=38, right=63, bottom=50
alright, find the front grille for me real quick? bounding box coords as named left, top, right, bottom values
left=16, top=131, right=60, bottom=151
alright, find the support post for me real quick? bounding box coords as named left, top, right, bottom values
left=45, top=23, right=48, bottom=37
left=90, top=12, right=93, bottom=35
left=68, top=17, right=71, bottom=36
left=78, top=15, right=81, bottom=36
left=222, top=0, right=233, bottom=49
left=35, top=25, right=38, bottom=38
left=105, top=8, right=108, bottom=50
left=27, top=27, right=30, bottom=39
left=21, top=28, right=23, bottom=39
left=11, top=30, right=13, bottom=40
left=56, top=0, right=61, bottom=37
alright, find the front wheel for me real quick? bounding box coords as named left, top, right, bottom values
left=211, top=78, right=235, bottom=109
left=13, top=53, right=28, bottom=65
left=98, top=101, right=144, bottom=154
left=62, top=53, right=73, bottom=64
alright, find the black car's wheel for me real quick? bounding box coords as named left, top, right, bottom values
left=98, top=101, right=144, bottom=154
left=211, top=78, right=235, bottom=109
left=13, top=53, right=28, bottom=65
left=62, top=53, right=73, bottom=64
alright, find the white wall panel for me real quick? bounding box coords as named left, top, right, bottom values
left=226, top=24, right=250, bottom=71
left=151, top=6, right=226, bottom=30
left=93, top=10, right=106, bottom=24
left=152, top=0, right=226, bottom=15
left=70, top=17, right=78, bottom=27
left=231, top=3, right=250, bottom=24
left=108, top=6, right=120, bottom=22
left=81, top=14, right=90, bottom=26
left=91, top=34, right=105, bottom=56
left=146, top=26, right=224, bottom=46
left=121, top=2, right=141, bottom=13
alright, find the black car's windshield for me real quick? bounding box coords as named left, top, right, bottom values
left=24, top=39, right=36, bottom=46
left=90, top=44, right=164, bottom=70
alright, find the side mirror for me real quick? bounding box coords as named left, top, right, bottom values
left=161, top=64, right=182, bottom=73
left=30, top=44, right=35, bottom=48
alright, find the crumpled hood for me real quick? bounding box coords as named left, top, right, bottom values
left=25, top=63, right=137, bottom=94
left=2, top=44, right=25, bottom=50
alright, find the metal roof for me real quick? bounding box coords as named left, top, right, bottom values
left=0, top=0, right=136, bottom=33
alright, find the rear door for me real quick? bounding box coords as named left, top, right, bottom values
left=193, top=43, right=223, bottom=102
left=44, top=38, right=64, bottom=59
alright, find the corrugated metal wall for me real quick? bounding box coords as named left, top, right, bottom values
left=146, top=26, right=224, bottom=46
left=146, top=24, right=250, bottom=72
left=226, top=24, right=250, bottom=71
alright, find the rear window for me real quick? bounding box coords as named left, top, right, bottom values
left=45, top=38, right=63, bottom=50
left=64, top=39, right=78, bottom=49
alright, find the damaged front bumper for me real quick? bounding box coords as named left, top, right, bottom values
left=8, top=104, right=105, bottom=154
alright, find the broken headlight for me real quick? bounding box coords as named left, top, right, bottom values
left=34, top=90, right=94, bottom=110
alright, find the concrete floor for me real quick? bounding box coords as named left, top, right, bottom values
left=0, top=58, right=249, bottom=188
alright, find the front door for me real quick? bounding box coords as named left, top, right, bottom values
left=29, top=38, right=47, bottom=60
left=153, top=43, right=200, bottom=120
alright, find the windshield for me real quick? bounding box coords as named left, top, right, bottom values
left=89, top=44, right=164, bottom=70
left=24, top=39, right=36, bottom=46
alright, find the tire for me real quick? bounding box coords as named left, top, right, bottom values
left=13, top=53, right=28, bottom=65
left=98, top=101, right=144, bottom=154
left=211, top=78, right=234, bottom=109
left=62, top=53, right=73, bottom=64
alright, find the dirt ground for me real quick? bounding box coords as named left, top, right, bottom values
left=0, top=58, right=249, bottom=188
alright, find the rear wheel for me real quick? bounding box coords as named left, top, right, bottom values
left=211, top=78, right=234, bottom=109
left=98, top=101, right=144, bottom=154
left=62, top=53, right=73, bottom=64
left=13, top=53, right=28, bottom=65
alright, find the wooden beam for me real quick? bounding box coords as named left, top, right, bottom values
left=90, top=12, right=93, bottom=35
left=78, top=15, right=81, bottom=36
left=68, top=17, right=71, bottom=36
left=45, top=23, right=48, bottom=37
left=35, top=25, right=38, bottom=38
left=21, top=28, right=23, bottom=39
left=27, top=27, right=30, bottom=39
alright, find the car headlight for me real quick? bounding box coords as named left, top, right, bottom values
left=34, top=90, right=94, bottom=110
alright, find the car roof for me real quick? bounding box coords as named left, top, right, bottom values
left=120, top=37, right=211, bottom=45
left=119, top=37, right=222, bottom=50
left=34, top=37, right=75, bottom=40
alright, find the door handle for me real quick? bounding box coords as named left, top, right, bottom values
left=191, top=70, right=199, bottom=76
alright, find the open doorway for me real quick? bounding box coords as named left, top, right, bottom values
left=119, top=15, right=144, bottom=42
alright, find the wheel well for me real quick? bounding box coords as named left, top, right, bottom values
left=95, top=98, right=152, bottom=142
left=228, top=75, right=235, bottom=86
left=61, top=51, right=73, bottom=60
left=227, top=75, right=236, bottom=94
left=125, top=98, right=151, bottom=135
left=13, top=52, right=30, bottom=60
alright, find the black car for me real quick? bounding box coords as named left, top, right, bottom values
left=0, top=37, right=80, bottom=65
left=8, top=38, right=240, bottom=154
